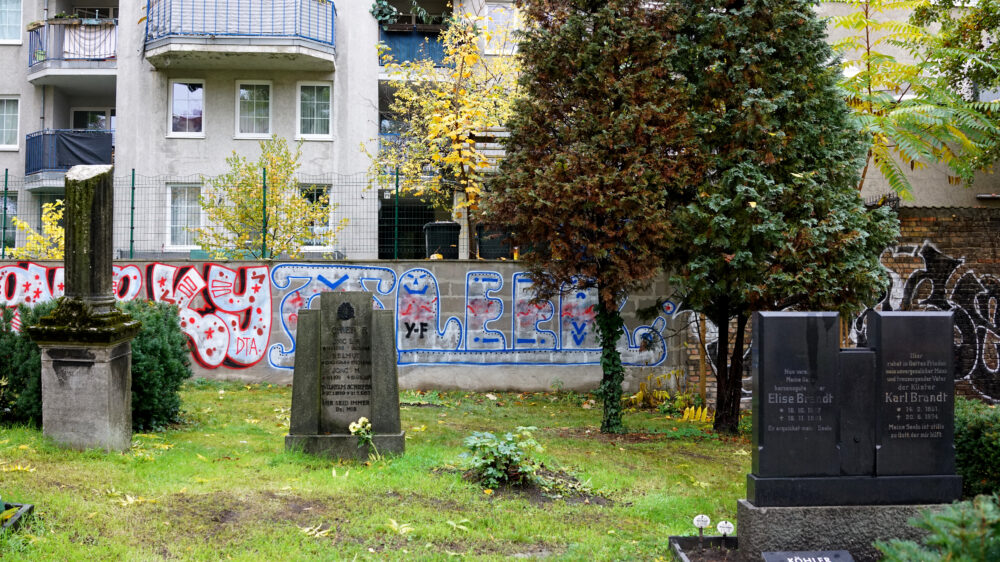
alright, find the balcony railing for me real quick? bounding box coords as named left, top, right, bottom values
left=25, top=129, right=114, bottom=175
left=145, top=0, right=335, bottom=47
left=28, top=19, right=117, bottom=68
left=379, top=27, right=445, bottom=66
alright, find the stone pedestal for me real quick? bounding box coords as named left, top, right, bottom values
left=26, top=165, right=140, bottom=452
left=39, top=342, right=133, bottom=451
left=737, top=500, right=939, bottom=562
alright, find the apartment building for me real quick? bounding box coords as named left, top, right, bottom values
left=0, top=1, right=995, bottom=261
left=0, top=0, right=511, bottom=259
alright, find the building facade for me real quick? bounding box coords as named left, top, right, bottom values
left=0, top=1, right=997, bottom=261
left=0, top=0, right=511, bottom=260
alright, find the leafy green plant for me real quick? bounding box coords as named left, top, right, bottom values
left=876, top=494, right=1000, bottom=561
left=461, top=426, right=543, bottom=489
left=955, top=396, right=1000, bottom=497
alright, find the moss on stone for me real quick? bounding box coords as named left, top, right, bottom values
left=26, top=297, right=141, bottom=345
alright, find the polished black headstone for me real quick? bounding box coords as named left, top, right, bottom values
left=752, top=312, right=840, bottom=478
left=869, top=311, right=955, bottom=476
left=838, top=349, right=876, bottom=476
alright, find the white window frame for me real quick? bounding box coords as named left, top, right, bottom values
left=167, top=79, right=206, bottom=139
left=0, top=96, right=18, bottom=151
left=298, top=183, right=333, bottom=249
left=296, top=81, right=334, bottom=141
left=167, top=182, right=202, bottom=249
left=0, top=0, right=22, bottom=45
left=234, top=80, right=273, bottom=140
left=485, top=1, right=517, bottom=56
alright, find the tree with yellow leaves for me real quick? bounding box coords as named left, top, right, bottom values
left=367, top=3, right=522, bottom=211
left=196, top=136, right=344, bottom=259
left=7, top=200, right=65, bottom=260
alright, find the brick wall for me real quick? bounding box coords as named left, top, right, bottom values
left=686, top=207, right=1000, bottom=406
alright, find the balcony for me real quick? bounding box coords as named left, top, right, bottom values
left=25, top=129, right=114, bottom=177
left=144, top=0, right=337, bottom=71
left=379, top=26, right=445, bottom=66
left=26, top=19, right=117, bottom=95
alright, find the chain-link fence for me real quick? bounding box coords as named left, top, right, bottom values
left=0, top=169, right=477, bottom=261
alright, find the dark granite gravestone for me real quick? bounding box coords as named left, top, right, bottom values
left=747, top=311, right=962, bottom=507
left=740, top=311, right=962, bottom=561
left=751, top=312, right=840, bottom=478
left=285, top=291, right=404, bottom=459
left=869, top=312, right=955, bottom=476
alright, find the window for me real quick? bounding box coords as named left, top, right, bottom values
left=0, top=97, right=17, bottom=149
left=0, top=0, right=20, bottom=43
left=1, top=193, right=15, bottom=250
left=485, top=2, right=517, bottom=55
left=169, top=183, right=200, bottom=247
left=236, top=81, right=271, bottom=138
left=297, top=82, right=332, bottom=139
left=169, top=80, right=204, bottom=137
left=299, top=184, right=330, bottom=246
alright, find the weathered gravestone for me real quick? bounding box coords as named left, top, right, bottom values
left=26, top=165, right=140, bottom=452
left=738, top=311, right=961, bottom=561
left=285, top=291, right=404, bottom=459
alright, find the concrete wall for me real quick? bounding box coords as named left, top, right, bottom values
left=0, top=259, right=687, bottom=392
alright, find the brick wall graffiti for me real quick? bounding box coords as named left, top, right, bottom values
left=854, top=241, right=1000, bottom=401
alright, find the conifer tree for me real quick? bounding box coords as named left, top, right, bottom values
left=668, top=0, right=899, bottom=433
left=484, top=0, right=704, bottom=433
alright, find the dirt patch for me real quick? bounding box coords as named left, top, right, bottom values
left=400, top=402, right=444, bottom=408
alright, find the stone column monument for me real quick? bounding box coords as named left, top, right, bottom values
left=27, top=165, right=140, bottom=452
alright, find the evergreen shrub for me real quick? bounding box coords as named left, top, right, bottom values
left=0, top=300, right=192, bottom=430
left=876, top=494, right=1000, bottom=561
left=119, top=300, right=193, bottom=430
left=955, top=396, right=1000, bottom=497
left=0, top=300, right=58, bottom=425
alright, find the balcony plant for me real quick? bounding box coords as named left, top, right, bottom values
left=371, top=0, right=449, bottom=29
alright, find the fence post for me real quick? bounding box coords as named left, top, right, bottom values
left=394, top=167, right=400, bottom=260
left=2, top=168, right=7, bottom=259
left=261, top=167, right=268, bottom=258
left=129, top=169, right=135, bottom=259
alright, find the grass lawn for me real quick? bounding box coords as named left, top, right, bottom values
left=1, top=380, right=749, bottom=560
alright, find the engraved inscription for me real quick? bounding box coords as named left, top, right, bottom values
left=883, top=352, right=949, bottom=440
left=320, top=324, right=372, bottom=423
left=765, top=367, right=834, bottom=434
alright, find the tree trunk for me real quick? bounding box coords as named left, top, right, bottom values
left=715, top=312, right=747, bottom=434
left=710, top=298, right=738, bottom=435
left=595, top=296, right=626, bottom=434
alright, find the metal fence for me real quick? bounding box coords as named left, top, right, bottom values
left=0, top=169, right=467, bottom=261
left=145, top=0, right=336, bottom=46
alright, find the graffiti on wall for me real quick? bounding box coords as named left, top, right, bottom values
left=2, top=261, right=672, bottom=371
left=851, top=241, right=1000, bottom=401
left=1, top=261, right=273, bottom=370
left=268, top=264, right=671, bottom=368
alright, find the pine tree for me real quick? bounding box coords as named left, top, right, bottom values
left=668, top=0, right=900, bottom=433
left=484, top=0, right=704, bottom=433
